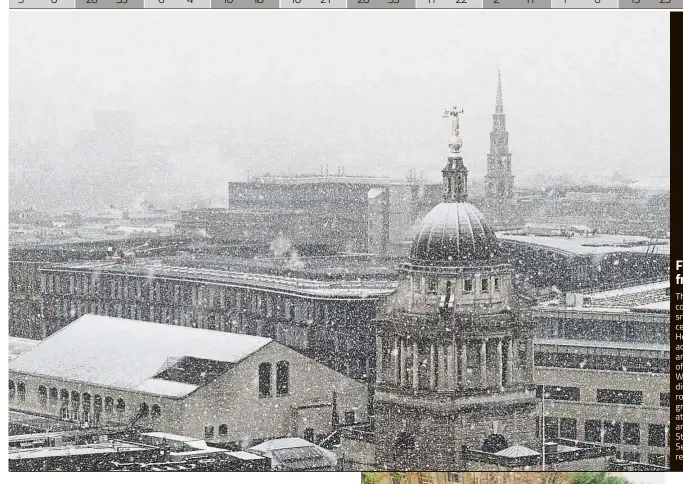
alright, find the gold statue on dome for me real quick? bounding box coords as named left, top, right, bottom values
left=443, top=105, right=464, bottom=154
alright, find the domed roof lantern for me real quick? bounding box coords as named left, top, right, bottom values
left=442, top=106, right=468, bottom=203
left=409, top=106, right=499, bottom=266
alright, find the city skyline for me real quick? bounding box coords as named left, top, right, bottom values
left=9, top=12, right=670, bottom=212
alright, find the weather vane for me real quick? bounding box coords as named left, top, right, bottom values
left=443, top=105, right=464, bottom=154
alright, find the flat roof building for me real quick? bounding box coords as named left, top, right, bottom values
left=531, top=282, right=670, bottom=468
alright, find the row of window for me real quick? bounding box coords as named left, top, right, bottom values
left=258, top=361, right=290, bottom=398
left=536, top=416, right=668, bottom=448
left=536, top=385, right=669, bottom=407
left=535, top=318, right=669, bottom=346
left=41, top=273, right=326, bottom=324
left=585, top=420, right=668, bottom=448
left=416, top=276, right=501, bottom=296
left=9, top=380, right=161, bottom=421
left=535, top=352, right=669, bottom=374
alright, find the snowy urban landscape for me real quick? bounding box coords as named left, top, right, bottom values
left=8, top=13, right=670, bottom=472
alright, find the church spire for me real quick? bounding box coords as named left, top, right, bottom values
left=496, top=69, right=504, bottom=114
left=442, top=106, right=468, bottom=203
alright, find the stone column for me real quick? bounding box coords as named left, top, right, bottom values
left=429, top=343, right=436, bottom=391
left=400, top=339, right=407, bottom=387
left=446, top=343, right=455, bottom=391
left=376, top=335, right=384, bottom=384
left=435, top=345, right=442, bottom=391
left=506, top=338, right=515, bottom=387
left=438, top=345, right=448, bottom=392
left=526, top=337, right=534, bottom=383
left=460, top=341, right=467, bottom=387
left=453, top=338, right=459, bottom=390
left=392, top=338, right=399, bottom=385
left=412, top=341, right=419, bottom=391
left=497, top=338, right=504, bottom=389
left=480, top=339, right=488, bottom=388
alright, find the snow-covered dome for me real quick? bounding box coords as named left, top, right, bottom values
left=410, top=202, right=499, bottom=266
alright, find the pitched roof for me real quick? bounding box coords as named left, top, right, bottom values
left=9, top=315, right=272, bottom=397
left=248, top=438, right=337, bottom=470
left=495, top=444, right=540, bottom=458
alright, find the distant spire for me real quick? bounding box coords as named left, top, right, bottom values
left=496, top=69, right=504, bottom=114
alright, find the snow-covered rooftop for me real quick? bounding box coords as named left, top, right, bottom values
left=9, top=336, right=39, bottom=362
left=50, top=258, right=399, bottom=300
left=9, top=315, right=271, bottom=397
left=497, top=232, right=670, bottom=256
left=636, top=301, right=670, bottom=310
left=248, top=437, right=337, bottom=470
left=495, top=444, right=540, bottom=458
left=537, top=281, right=669, bottom=312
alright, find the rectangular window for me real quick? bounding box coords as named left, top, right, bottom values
left=603, top=420, right=621, bottom=444
left=414, top=277, right=422, bottom=292
left=464, top=279, right=472, bottom=293
left=481, top=278, right=488, bottom=292
left=622, top=451, right=640, bottom=463
left=427, top=279, right=437, bottom=294
left=218, top=424, right=228, bottom=437
left=544, top=417, right=559, bottom=440
left=493, top=277, right=500, bottom=291
left=661, top=392, right=670, bottom=407
left=596, top=389, right=643, bottom=405
left=259, top=363, right=272, bottom=398
left=204, top=425, right=214, bottom=440
left=648, top=424, right=667, bottom=447
left=648, top=454, right=666, bottom=466
left=585, top=420, right=602, bottom=442
left=344, top=411, right=355, bottom=425
left=536, top=385, right=580, bottom=402
left=623, top=422, right=640, bottom=445
left=560, top=418, right=577, bottom=440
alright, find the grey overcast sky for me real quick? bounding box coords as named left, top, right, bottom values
left=9, top=12, right=669, bottom=211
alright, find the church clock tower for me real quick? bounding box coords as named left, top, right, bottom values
left=485, top=70, right=515, bottom=200
left=372, top=107, right=537, bottom=470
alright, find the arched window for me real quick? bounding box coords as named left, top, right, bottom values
left=49, top=387, right=58, bottom=406
left=9, top=380, right=15, bottom=399
left=258, top=363, right=272, bottom=398
left=82, top=393, right=91, bottom=408
left=60, top=389, right=69, bottom=406
left=289, top=305, right=296, bottom=321
left=138, top=402, right=149, bottom=417
left=104, top=396, right=114, bottom=414
left=17, top=382, right=26, bottom=402
left=115, top=398, right=125, bottom=414
left=94, top=395, right=103, bottom=424
left=276, top=361, right=290, bottom=397
left=303, top=427, right=314, bottom=443
left=205, top=425, right=215, bottom=440
left=151, top=404, right=161, bottom=418
left=38, top=385, right=48, bottom=406
left=218, top=424, right=228, bottom=437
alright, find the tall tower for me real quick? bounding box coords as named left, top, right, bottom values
left=485, top=70, right=515, bottom=200
left=371, top=108, right=537, bottom=470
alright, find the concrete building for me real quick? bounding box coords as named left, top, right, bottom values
left=532, top=282, right=670, bottom=468
left=497, top=230, right=669, bottom=292
left=176, top=175, right=441, bottom=256
left=34, top=255, right=397, bottom=380
left=9, top=315, right=368, bottom=448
